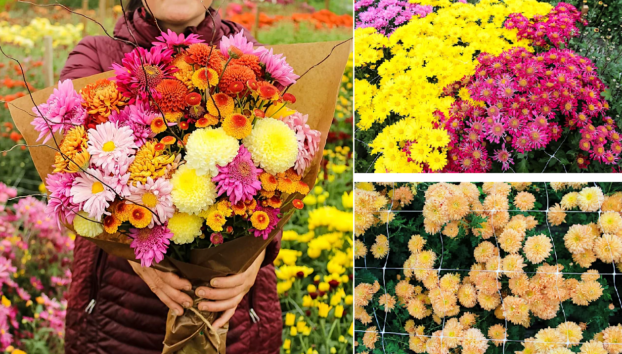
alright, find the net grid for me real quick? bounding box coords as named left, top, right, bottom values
left=354, top=182, right=622, bottom=351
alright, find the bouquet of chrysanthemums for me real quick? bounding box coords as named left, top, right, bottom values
left=9, top=31, right=350, bottom=353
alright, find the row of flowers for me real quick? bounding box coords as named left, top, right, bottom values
left=354, top=182, right=622, bottom=354
left=354, top=0, right=619, bottom=173
left=0, top=18, right=83, bottom=49
left=0, top=182, right=73, bottom=354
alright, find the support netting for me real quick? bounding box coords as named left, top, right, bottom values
left=354, top=182, right=622, bottom=354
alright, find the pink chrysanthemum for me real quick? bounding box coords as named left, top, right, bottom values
left=210, top=232, right=224, bottom=245
left=283, top=112, right=321, bottom=175
left=87, top=121, right=137, bottom=175
left=250, top=205, right=280, bottom=240
left=31, top=79, right=87, bottom=143
left=126, top=177, right=175, bottom=228
left=258, top=48, right=299, bottom=87
left=129, top=224, right=172, bottom=267
left=112, top=46, right=176, bottom=102
left=108, top=102, right=157, bottom=147
left=219, top=30, right=265, bottom=58
left=45, top=172, right=82, bottom=228
left=70, top=168, right=119, bottom=219
left=153, top=29, right=204, bottom=50
left=212, top=145, right=263, bottom=204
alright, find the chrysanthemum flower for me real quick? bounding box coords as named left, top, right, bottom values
left=154, top=79, right=188, bottom=114
left=87, top=121, right=137, bottom=175
left=503, top=254, right=526, bottom=278
left=192, top=67, right=219, bottom=91
left=573, top=250, right=597, bottom=268
left=371, top=234, right=390, bottom=259
left=580, top=340, right=608, bottom=354
left=258, top=48, right=299, bottom=87
left=185, top=127, right=239, bottom=176
left=128, top=206, right=152, bottom=228
left=53, top=126, right=90, bottom=174
left=129, top=224, right=172, bottom=267
left=354, top=239, right=367, bottom=259
left=572, top=280, right=603, bottom=305
left=462, top=328, right=489, bottom=353
left=458, top=283, right=477, bottom=308
left=603, top=325, right=622, bottom=354
left=103, top=214, right=122, bottom=234
left=488, top=324, right=506, bottom=346
left=578, top=186, right=605, bottom=212
left=564, top=224, right=594, bottom=254
left=153, top=29, right=203, bottom=50
left=222, top=113, right=252, bottom=139
left=128, top=141, right=175, bottom=186
left=32, top=79, right=87, bottom=143
left=125, top=177, right=174, bottom=227
left=535, top=328, right=565, bottom=353
left=362, top=326, right=379, bottom=350
left=250, top=205, right=279, bottom=239
left=219, top=64, right=256, bottom=94
left=244, top=118, right=298, bottom=175
left=478, top=292, right=501, bottom=311
left=70, top=168, right=118, bottom=219
left=547, top=203, right=567, bottom=226
left=171, top=165, right=217, bottom=215
left=73, top=211, right=103, bottom=237
left=212, top=145, right=262, bottom=204
left=558, top=321, right=583, bottom=346
left=499, top=229, right=524, bottom=254
left=474, top=241, right=498, bottom=263
left=378, top=293, right=396, bottom=312
left=594, top=234, right=622, bottom=263
left=561, top=192, right=580, bottom=209
left=168, top=212, right=203, bottom=245
left=524, top=234, right=552, bottom=263
left=282, top=113, right=321, bottom=175
left=600, top=211, right=622, bottom=234
left=408, top=235, right=426, bottom=254
left=515, top=191, right=536, bottom=211
left=81, top=78, right=127, bottom=118
left=219, top=30, right=264, bottom=58
left=205, top=93, right=234, bottom=118
left=45, top=172, right=80, bottom=227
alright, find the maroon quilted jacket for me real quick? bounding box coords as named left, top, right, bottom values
left=60, top=9, right=282, bottom=354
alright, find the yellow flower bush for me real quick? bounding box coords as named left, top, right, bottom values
left=0, top=18, right=83, bottom=49
left=355, top=0, right=553, bottom=172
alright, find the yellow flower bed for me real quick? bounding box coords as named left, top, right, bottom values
left=0, top=18, right=83, bottom=49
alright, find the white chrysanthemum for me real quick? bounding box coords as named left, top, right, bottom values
left=73, top=211, right=103, bottom=237
left=185, top=127, right=239, bottom=176
left=168, top=212, right=203, bottom=245
left=171, top=165, right=217, bottom=215
left=243, top=118, right=298, bottom=175
left=578, top=186, right=605, bottom=212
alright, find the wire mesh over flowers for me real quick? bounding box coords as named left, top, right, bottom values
left=354, top=182, right=622, bottom=354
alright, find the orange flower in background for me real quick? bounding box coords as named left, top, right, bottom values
left=155, top=79, right=188, bottom=113
left=151, top=117, right=167, bottom=134
left=80, top=78, right=127, bottom=117
left=164, top=111, right=183, bottom=123
left=129, top=206, right=152, bottom=228
left=192, top=67, right=219, bottom=91
left=283, top=168, right=302, bottom=182
left=206, top=93, right=234, bottom=117
left=250, top=211, right=270, bottom=230
left=260, top=189, right=276, bottom=198
left=231, top=201, right=247, bottom=215
left=222, top=113, right=252, bottom=139
left=186, top=43, right=225, bottom=73
left=219, top=65, right=256, bottom=95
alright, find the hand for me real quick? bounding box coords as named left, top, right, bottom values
left=129, top=261, right=193, bottom=317
left=195, top=249, right=265, bottom=330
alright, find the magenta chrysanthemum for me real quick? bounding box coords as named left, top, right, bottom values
left=153, top=29, right=204, bottom=50
left=126, top=177, right=175, bottom=228
left=111, top=46, right=176, bottom=102
left=45, top=172, right=81, bottom=228
left=212, top=145, right=263, bottom=204
left=70, top=168, right=119, bottom=219
left=283, top=112, right=321, bottom=175
left=258, top=48, right=299, bottom=88
left=129, top=224, right=172, bottom=267
left=87, top=121, right=137, bottom=175
left=108, top=101, right=157, bottom=147
left=31, top=80, right=87, bottom=143
left=250, top=205, right=280, bottom=240
left=219, top=30, right=265, bottom=58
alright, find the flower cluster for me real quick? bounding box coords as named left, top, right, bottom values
left=440, top=43, right=616, bottom=172
left=354, top=182, right=622, bottom=354
left=355, top=0, right=432, bottom=36
left=0, top=18, right=83, bottom=49
left=0, top=182, right=73, bottom=353
left=33, top=30, right=319, bottom=267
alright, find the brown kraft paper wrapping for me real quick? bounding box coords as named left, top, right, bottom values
left=8, top=40, right=351, bottom=354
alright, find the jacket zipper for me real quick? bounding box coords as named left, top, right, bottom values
left=85, top=249, right=105, bottom=314
left=248, top=288, right=260, bottom=324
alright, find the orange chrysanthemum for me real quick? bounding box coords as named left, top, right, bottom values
left=293, top=199, right=304, bottom=209
left=186, top=43, right=225, bottom=73
left=129, top=206, right=152, bottom=228
left=151, top=117, right=167, bottom=134
left=206, top=93, right=234, bottom=118
left=81, top=78, right=127, bottom=117
left=53, top=126, right=90, bottom=173
left=192, top=67, right=219, bottom=91
left=267, top=196, right=282, bottom=209
left=231, top=54, right=263, bottom=77
left=219, top=64, right=256, bottom=95
left=196, top=114, right=219, bottom=128
left=103, top=214, right=122, bottom=234
left=260, top=172, right=278, bottom=191
left=113, top=201, right=134, bottom=222
left=296, top=181, right=310, bottom=195
left=222, top=113, right=252, bottom=139
left=283, top=168, right=302, bottom=182
left=171, top=55, right=194, bottom=89
left=155, top=79, right=188, bottom=113
left=277, top=177, right=297, bottom=194
left=256, top=81, right=280, bottom=101
left=250, top=211, right=270, bottom=230
left=260, top=189, right=275, bottom=198
left=161, top=136, right=176, bottom=145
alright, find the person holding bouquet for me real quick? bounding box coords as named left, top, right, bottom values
left=59, top=1, right=283, bottom=353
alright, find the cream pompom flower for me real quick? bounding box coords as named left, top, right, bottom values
left=185, top=127, right=239, bottom=176
left=73, top=211, right=103, bottom=237
left=243, top=118, right=298, bottom=175
left=578, top=186, right=605, bottom=212
left=171, top=165, right=217, bottom=215
left=168, top=212, right=203, bottom=245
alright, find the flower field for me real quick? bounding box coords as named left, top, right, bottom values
left=354, top=182, right=622, bottom=354
left=354, top=0, right=622, bottom=173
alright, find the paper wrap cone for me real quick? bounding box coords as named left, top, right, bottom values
left=9, top=40, right=351, bottom=354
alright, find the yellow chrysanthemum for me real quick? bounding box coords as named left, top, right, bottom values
left=128, top=141, right=176, bottom=186
left=168, top=212, right=203, bottom=244
left=171, top=165, right=217, bottom=214
left=578, top=186, right=605, bottom=212
left=580, top=341, right=608, bottom=354
left=191, top=67, right=219, bottom=90
left=558, top=321, right=583, bottom=346
left=561, top=192, right=580, bottom=209
left=243, top=118, right=298, bottom=175
left=185, top=127, right=239, bottom=176
left=524, top=234, right=552, bottom=264
left=600, top=211, right=622, bottom=234
left=54, top=126, right=90, bottom=173
left=250, top=211, right=270, bottom=230
left=73, top=211, right=103, bottom=237
left=205, top=210, right=226, bottom=232
left=222, top=113, right=252, bottom=139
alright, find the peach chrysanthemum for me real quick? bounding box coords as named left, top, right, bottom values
left=483, top=182, right=511, bottom=196
left=393, top=186, right=414, bottom=207
left=407, top=298, right=428, bottom=319
left=378, top=293, right=396, bottom=312
left=355, top=283, right=377, bottom=307
left=580, top=341, right=608, bottom=354
left=561, top=192, right=580, bottom=210
left=503, top=296, right=530, bottom=326
left=564, top=224, right=595, bottom=254
left=404, top=320, right=416, bottom=335
left=171, top=55, right=194, bottom=88
left=508, top=273, right=530, bottom=296
left=515, top=191, right=536, bottom=211
left=548, top=203, right=567, bottom=226
left=462, top=328, right=489, bottom=354
left=505, top=217, right=528, bottom=235
left=423, top=198, right=447, bottom=225
left=441, top=318, right=464, bottom=348
left=572, top=280, right=603, bottom=305
left=594, top=234, right=622, bottom=263
left=603, top=325, right=622, bottom=354
left=510, top=182, right=532, bottom=191
left=578, top=186, right=605, bottom=212
left=354, top=305, right=372, bottom=325
left=460, top=182, right=480, bottom=202
left=600, top=211, right=622, bottom=234
left=81, top=78, right=127, bottom=118
left=442, top=221, right=460, bottom=238
left=446, top=194, right=470, bottom=221
left=550, top=182, right=568, bottom=191
left=489, top=211, right=510, bottom=230
left=354, top=239, right=367, bottom=259
left=499, top=228, right=524, bottom=254
left=602, top=194, right=622, bottom=213
left=524, top=234, right=553, bottom=264
left=408, top=235, right=426, bottom=254
left=483, top=193, right=510, bottom=212
left=573, top=249, right=597, bottom=268
left=478, top=291, right=501, bottom=311
left=439, top=273, right=461, bottom=293
left=362, top=327, right=379, bottom=350
left=582, top=269, right=601, bottom=281
left=458, top=283, right=478, bottom=308
left=474, top=241, right=498, bottom=263
left=558, top=321, right=583, bottom=346
left=460, top=312, right=477, bottom=328
left=186, top=43, right=225, bottom=72
left=534, top=328, right=565, bottom=353
left=488, top=324, right=506, bottom=346
left=409, top=330, right=427, bottom=353
left=473, top=220, right=495, bottom=239
left=371, top=234, right=390, bottom=259
left=503, top=254, right=526, bottom=278
left=550, top=348, right=574, bottom=354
